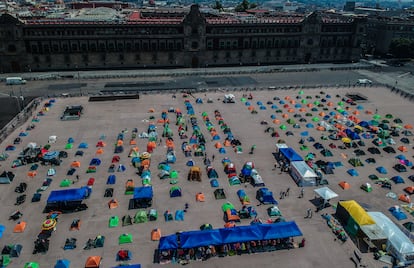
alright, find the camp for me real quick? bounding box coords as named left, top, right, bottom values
left=129, top=186, right=153, bottom=210
left=290, top=161, right=318, bottom=187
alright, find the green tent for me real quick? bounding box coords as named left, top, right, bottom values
left=134, top=210, right=148, bottom=224
left=60, top=179, right=72, bottom=187
left=142, top=178, right=152, bottom=186
left=280, top=124, right=287, bottom=130
left=373, top=114, right=381, bottom=120
left=385, top=114, right=393, bottom=119
left=298, top=90, right=304, bottom=95
left=267, top=206, right=282, bottom=217
left=313, top=101, right=320, bottom=105
left=312, top=117, right=320, bottom=122
left=240, top=98, right=247, bottom=102
left=337, top=101, right=345, bottom=106
left=65, top=143, right=73, bottom=149
left=109, top=216, right=119, bottom=228
left=221, top=202, right=235, bottom=212
left=2, top=255, right=10, bottom=267
left=202, top=112, right=208, bottom=117
left=24, top=262, right=39, bottom=268
left=119, top=233, right=133, bottom=244
left=300, top=145, right=309, bottom=151
left=287, top=118, right=295, bottom=124
left=43, top=144, right=51, bottom=150
left=301, top=99, right=307, bottom=104
left=170, top=170, right=178, bottom=179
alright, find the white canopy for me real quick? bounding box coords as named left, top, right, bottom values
left=314, top=187, right=338, bottom=201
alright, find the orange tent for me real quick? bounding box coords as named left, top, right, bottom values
left=85, top=256, right=102, bottom=268
left=224, top=222, right=236, bottom=228
left=215, top=142, right=222, bottom=149
left=399, top=194, right=410, bottom=203
left=319, top=112, right=326, bottom=117
left=284, top=96, right=291, bottom=101
left=108, top=199, right=119, bottom=209
left=147, top=141, right=156, bottom=153
left=327, top=102, right=334, bottom=107
left=175, top=108, right=181, bottom=113
left=148, top=108, right=155, bottom=113
left=404, top=124, right=413, bottom=129
left=398, top=146, right=408, bottom=152
left=129, top=139, right=136, bottom=145
left=316, top=126, right=325, bottom=131
left=141, top=159, right=151, bottom=169
left=166, top=140, right=175, bottom=148
left=287, top=108, right=295, bottom=113
left=353, top=110, right=360, bottom=115
left=248, top=106, right=254, bottom=111
left=13, top=221, right=27, bottom=233
left=290, top=100, right=296, bottom=104
left=282, top=114, right=288, bottom=119
left=404, top=186, right=414, bottom=195
left=151, top=228, right=161, bottom=241
left=117, top=140, right=123, bottom=146
left=339, top=181, right=350, bottom=190
left=334, top=114, right=341, bottom=120
left=299, top=108, right=307, bottom=112
left=224, top=140, right=231, bottom=147
left=71, top=161, right=81, bottom=168
left=273, top=119, right=281, bottom=124
left=365, top=110, right=373, bottom=115
left=196, top=192, right=205, bottom=202
left=306, top=103, right=313, bottom=108
left=96, top=148, right=104, bottom=155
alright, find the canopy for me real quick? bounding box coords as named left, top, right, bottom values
left=133, top=186, right=153, bottom=199
left=314, top=187, right=338, bottom=201
left=257, top=221, right=302, bottom=239
left=47, top=187, right=88, bottom=203
left=279, top=148, right=303, bottom=162
left=158, top=234, right=178, bottom=250
left=219, top=225, right=263, bottom=244
left=180, top=229, right=222, bottom=248
left=337, top=200, right=375, bottom=226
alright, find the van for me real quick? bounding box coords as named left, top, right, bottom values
left=356, top=79, right=372, bottom=85
left=6, top=77, right=26, bottom=85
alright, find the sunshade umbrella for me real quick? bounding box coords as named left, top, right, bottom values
left=42, top=219, right=57, bottom=231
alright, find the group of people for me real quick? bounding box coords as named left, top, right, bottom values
left=159, top=238, right=299, bottom=265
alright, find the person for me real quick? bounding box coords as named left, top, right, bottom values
left=299, top=188, right=304, bottom=198
left=272, top=162, right=278, bottom=170
left=305, top=208, right=312, bottom=219
left=75, top=175, right=79, bottom=182
left=212, top=154, right=215, bottom=161
left=285, top=187, right=290, bottom=197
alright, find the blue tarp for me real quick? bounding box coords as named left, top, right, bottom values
left=258, top=221, right=303, bottom=239
left=47, top=187, right=88, bottom=203
left=220, top=225, right=263, bottom=244
left=133, top=186, right=153, bottom=199
left=158, top=222, right=302, bottom=250
left=279, top=148, right=303, bottom=162
left=180, top=229, right=223, bottom=248
left=158, top=235, right=178, bottom=250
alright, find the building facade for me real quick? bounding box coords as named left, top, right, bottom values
left=0, top=5, right=366, bottom=73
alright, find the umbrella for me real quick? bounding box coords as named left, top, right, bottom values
left=42, top=219, right=57, bottom=231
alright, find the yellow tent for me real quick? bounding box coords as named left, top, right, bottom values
left=338, top=200, right=375, bottom=226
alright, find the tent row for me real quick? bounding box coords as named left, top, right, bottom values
left=158, top=221, right=302, bottom=251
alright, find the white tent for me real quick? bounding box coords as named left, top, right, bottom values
left=314, top=187, right=338, bottom=202
left=368, top=211, right=414, bottom=265
left=290, top=161, right=318, bottom=187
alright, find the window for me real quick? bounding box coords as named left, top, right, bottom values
left=307, top=39, right=313, bottom=46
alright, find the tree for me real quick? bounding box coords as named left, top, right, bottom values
left=235, top=0, right=253, bottom=12
left=213, top=0, right=223, bottom=11
left=389, top=38, right=414, bottom=58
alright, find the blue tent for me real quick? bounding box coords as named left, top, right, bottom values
left=271, top=105, right=278, bottom=109
left=175, top=210, right=185, bottom=221
left=67, top=137, right=74, bottom=143
left=345, top=129, right=360, bottom=140
left=256, top=188, right=278, bottom=204
left=306, top=123, right=314, bottom=128
left=279, top=148, right=303, bottom=162
left=78, top=142, right=88, bottom=149
left=391, top=176, right=405, bottom=184
left=107, top=175, right=116, bottom=185
left=260, top=106, right=266, bottom=110
left=117, top=164, right=126, bottom=172
left=359, top=121, right=370, bottom=128
left=55, top=259, right=70, bottom=268
left=245, top=102, right=251, bottom=106
left=212, top=135, right=220, bottom=140
left=133, top=186, right=153, bottom=199
left=158, top=234, right=178, bottom=250
left=257, top=101, right=263, bottom=105
left=180, top=229, right=222, bottom=248
left=389, top=207, right=408, bottom=221
left=220, top=225, right=262, bottom=244
left=271, top=114, right=276, bottom=119
left=47, top=187, right=89, bottom=203
left=210, top=178, right=219, bottom=187
left=258, top=221, right=303, bottom=239
left=169, top=187, right=182, bottom=197
left=219, top=148, right=226, bottom=154
left=89, top=158, right=101, bottom=166
left=396, top=155, right=406, bottom=160
left=43, top=151, right=59, bottom=160
left=0, top=225, right=5, bottom=239
left=347, top=169, right=359, bottom=176
left=196, top=98, right=203, bottom=104
left=376, top=166, right=387, bottom=174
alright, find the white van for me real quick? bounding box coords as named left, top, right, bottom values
left=6, top=77, right=26, bottom=85
left=356, top=79, right=372, bottom=85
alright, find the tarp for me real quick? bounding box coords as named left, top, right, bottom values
left=279, top=148, right=303, bottom=162
left=133, top=186, right=153, bottom=199
left=47, top=187, right=88, bottom=203
left=219, top=225, right=263, bottom=244
left=258, top=221, right=303, bottom=239
left=337, top=200, right=375, bottom=226
left=158, top=234, right=178, bottom=250
left=180, top=229, right=222, bottom=248
left=314, top=187, right=338, bottom=201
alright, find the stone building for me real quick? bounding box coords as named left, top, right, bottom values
left=0, top=4, right=366, bottom=73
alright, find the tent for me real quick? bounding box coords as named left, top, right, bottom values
left=109, top=216, right=119, bottom=227
left=369, top=212, right=414, bottom=265
left=224, top=208, right=241, bottom=222
left=119, top=233, right=133, bottom=244
left=122, top=215, right=133, bottom=226
left=106, top=175, right=116, bottom=185
left=267, top=206, right=282, bottom=217
left=55, top=259, right=70, bottom=268
left=169, top=186, right=182, bottom=197
left=347, top=169, right=359, bottom=177
left=314, top=187, right=338, bottom=205
left=129, top=186, right=153, bottom=209
left=376, top=166, right=387, bottom=174
left=335, top=200, right=375, bottom=237
left=13, top=221, right=27, bottom=233
left=85, top=256, right=101, bottom=268
left=188, top=166, right=201, bottom=181
left=0, top=171, right=14, bottom=184
left=391, top=176, right=405, bottom=184
left=339, top=181, right=350, bottom=190
left=45, top=187, right=89, bottom=213
left=175, top=210, right=185, bottom=221
left=237, top=189, right=251, bottom=205
left=279, top=148, right=303, bottom=162
left=134, top=210, right=148, bottom=223
left=214, top=189, right=226, bottom=200
left=24, top=263, right=39, bottom=268
left=151, top=228, right=161, bottom=241
left=290, top=161, right=318, bottom=187
left=256, top=188, right=277, bottom=205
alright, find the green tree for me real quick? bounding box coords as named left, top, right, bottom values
left=235, top=0, right=250, bottom=12
left=389, top=38, right=414, bottom=58
left=213, top=0, right=223, bottom=11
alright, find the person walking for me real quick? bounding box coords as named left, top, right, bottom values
left=305, top=208, right=312, bottom=219
left=285, top=187, right=290, bottom=197
left=212, top=154, right=215, bottom=161
left=299, top=188, right=304, bottom=198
